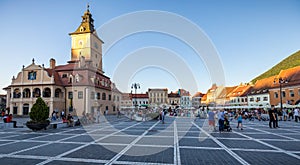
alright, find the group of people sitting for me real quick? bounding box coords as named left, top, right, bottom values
left=1, top=111, right=17, bottom=128
left=51, top=111, right=80, bottom=127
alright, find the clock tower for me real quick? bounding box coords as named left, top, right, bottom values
left=69, top=5, right=104, bottom=73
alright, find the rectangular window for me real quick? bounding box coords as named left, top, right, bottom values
left=90, top=92, right=95, bottom=99
left=62, top=74, right=68, bottom=78
left=68, top=92, right=73, bottom=99
left=290, top=90, right=294, bottom=97
left=109, top=95, right=111, bottom=101
left=282, top=91, right=286, bottom=97
left=102, top=93, right=106, bottom=100
left=97, top=93, right=101, bottom=100
left=250, top=98, right=254, bottom=102
left=274, top=92, right=278, bottom=98
left=28, top=71, right=37, bottom=80
left=256, top=97, right=260, bottom=101
left=263, top=97, right=268, bottom=101
left=78, top=91, right=83, bottom=99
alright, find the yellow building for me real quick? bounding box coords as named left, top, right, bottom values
left=4, top=7, right=120, bottom=117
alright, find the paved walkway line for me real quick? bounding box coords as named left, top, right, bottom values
left=105, top=120, right=160, bottom=165
left=192, top=122, right=250, bottom=165
left=0, top=126, right=84, bottom=158
left=174, top=120, right=181, bottom=165
left=234, top=126, right=300, bottom=160
left=244, top=122, right=298, bottom=141
left=35, top=121, right=142, bottom=165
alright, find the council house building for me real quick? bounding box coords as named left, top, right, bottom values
left=4, top=7, right=119, bottom=117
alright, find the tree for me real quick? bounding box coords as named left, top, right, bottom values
left=29, top=97, right=49, bottom=123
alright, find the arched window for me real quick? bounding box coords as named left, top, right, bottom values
left=97, top=93, right=101, bottom=100
left=23, top=88, right=31, bottom=98
left=102, top=93, right=106, bottom=100
left=33, top=88, right=41, bottom=97
left=69, top=75, right=73, bottom=83
left=55, top=88, right=62, bottom=98
left=43, top=88, right=51, bottom=97
left=13, top=88, right=21, bottom=98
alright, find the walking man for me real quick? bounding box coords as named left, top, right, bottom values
left=218, top=109, right=225, bottom=132
left=268, top=105, right=277, bottom=128
left=294, top=107, right=299, bottom=122
left=161, top=109, right=165, bottom=124
left=274, top=107, right=279, bottom=128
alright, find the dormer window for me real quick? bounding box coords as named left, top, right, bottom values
left=69, top=75, right=73, bottom=83
left=62, top=74, right=68, bottom=78
left=80, top=26, right=84, bottom=32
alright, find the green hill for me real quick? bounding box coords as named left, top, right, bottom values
left=251, top=50, right=300, bottom=83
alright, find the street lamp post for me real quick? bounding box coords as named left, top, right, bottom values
left=274, top=77, right=288, bottom=111
left=131, top=83, right=140, bottom=108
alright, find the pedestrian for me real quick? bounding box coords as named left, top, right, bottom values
left=268, top=105, right=277, bottom=128
left=142, top=109, right=146, bottom=121
left=61, top=110, right=65, bottom=120
left=288, top=108, right=293, bottom=121
left=294, top=107, right=299, bottom=122
left=283, top=108, right=288, bottom=121
left=217, top=109, right=225, bottom=132
left=236, top=112, right=243, bottom=130
left=117, top=109, right=121, bottom=118
left=67, top=114, right=74, bottom=127
left=161, top=109, right=165, bottom=124
left=208, top=109, right=216, bottom=131
left=274, top=107, right=279, bottom=128
left=95, top=109, right=100, bottom=123
left=51, top=111, right=57, bottom=121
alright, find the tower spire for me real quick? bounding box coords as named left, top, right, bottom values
left=69, top=4, right=95, bottom=35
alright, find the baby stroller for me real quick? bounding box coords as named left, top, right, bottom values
left=224, top=118, right=232, bottom=132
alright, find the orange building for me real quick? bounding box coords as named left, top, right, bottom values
left=269, top=66, right=300, bottom=107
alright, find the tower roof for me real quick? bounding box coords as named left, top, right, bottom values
left=69, top=4, right=95, bottom=35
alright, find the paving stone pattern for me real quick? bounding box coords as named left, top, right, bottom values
left=0, top=115, right=299, bottom=165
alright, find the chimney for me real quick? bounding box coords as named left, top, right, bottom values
left=50, top=58, right=56, bottom=69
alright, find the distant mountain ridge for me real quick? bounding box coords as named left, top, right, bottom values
left=251, top=50, right=300, bottom=83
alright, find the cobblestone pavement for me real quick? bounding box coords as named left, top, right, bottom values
left=0, top=116, right=299, bottom=165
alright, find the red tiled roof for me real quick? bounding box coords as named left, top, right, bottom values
left=216, top=86, right=237, bottom=99
left=275, top=65, right=300, bottom=88
left=247, top=76, right=276, bottom=95
left=130, top=93, right=148, bottom=99
left=193, top=92, right=204, bottom=97
left=168, top=92, right=180, bottom=98
left=227, top=84, right=251, bottom=97
left=201, top=94, right=207, bottom=101
left=44, top=62, right=112, bottom=90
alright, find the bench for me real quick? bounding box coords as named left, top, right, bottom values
left=48, top=121, right=68, bottom=129
left=0, top=122, right=14, bottom=129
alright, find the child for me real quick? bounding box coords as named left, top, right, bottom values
left=237, top=113, right=243, bottom=130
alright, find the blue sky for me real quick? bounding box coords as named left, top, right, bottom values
left=0, top=0, right=300, bottom=95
